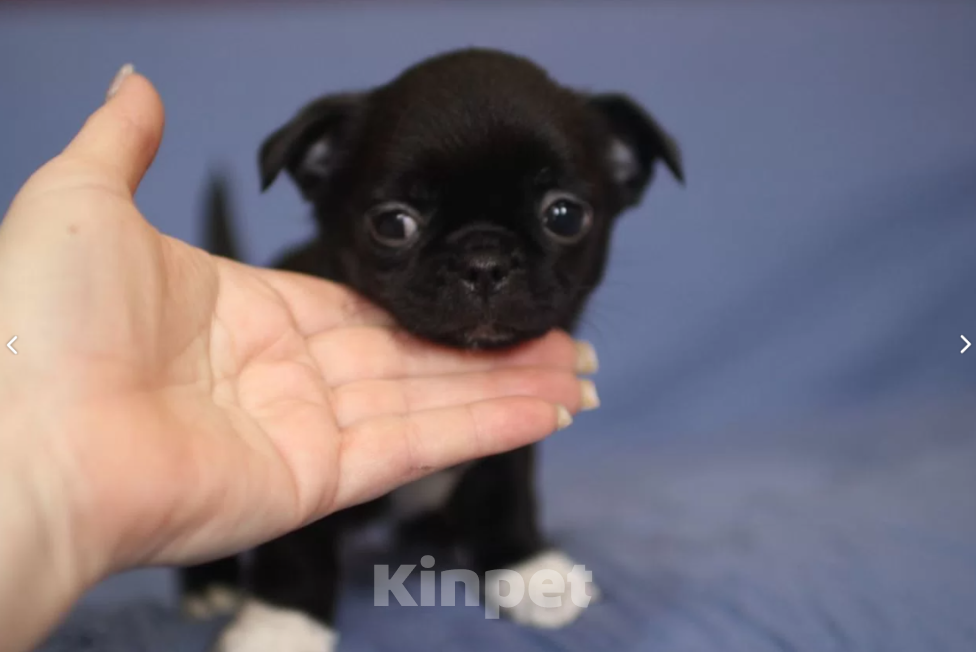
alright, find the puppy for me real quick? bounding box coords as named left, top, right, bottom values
left=182, top=48, right=682, bottom=651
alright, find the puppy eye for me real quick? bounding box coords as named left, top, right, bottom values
left=366, top=203, right=422, bottom=247
left=540, top=191, right=593, bottom=244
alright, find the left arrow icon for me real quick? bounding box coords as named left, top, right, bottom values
left=6, top=336, right=17, bottom=355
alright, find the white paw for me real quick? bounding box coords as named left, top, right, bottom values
left=484, top=550, right=599, bottom=629
left=215, top=600, right=337, bottom=652
left=182, top=584, right=244, bottom=620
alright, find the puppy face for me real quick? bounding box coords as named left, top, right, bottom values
left=260, top=49, right=682, bottom=349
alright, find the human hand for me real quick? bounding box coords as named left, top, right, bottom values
left=0, top=67, right=595, bottom=650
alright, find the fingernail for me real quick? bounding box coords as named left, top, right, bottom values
left=574, top=340, right=599, bottom=375
left=106, top=63, right=135, bottom=101
left=579, top=379, right=600, bottom=411
left=556, top=404, right=573, bottom=430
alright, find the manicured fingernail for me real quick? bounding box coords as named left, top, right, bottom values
left=580, top=379, right=600, bottom=411
left=106, top=63, right=135, bottom=101
left=556, top=404, right=573, bottom=430
left=574, top=340, right=599, bottom=375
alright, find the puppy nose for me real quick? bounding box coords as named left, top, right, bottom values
left=462, top=253, right=512, bottom=297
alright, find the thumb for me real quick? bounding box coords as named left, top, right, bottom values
left=60, top=65, right=165, bottom=196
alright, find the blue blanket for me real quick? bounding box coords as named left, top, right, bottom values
left=39, top=396, right=976, bottom=652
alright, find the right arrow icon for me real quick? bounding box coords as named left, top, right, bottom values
left=963, top=335, right=971, bottom=354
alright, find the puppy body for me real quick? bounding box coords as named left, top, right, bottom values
left=182, top=48, right=681, bottom=649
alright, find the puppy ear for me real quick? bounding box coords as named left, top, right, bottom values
left=588, top=94, right=684, bottom=207
left=258, top=93, right=365, bottom=197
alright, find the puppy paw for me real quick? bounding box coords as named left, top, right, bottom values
left=182, top=584, right=244, bottom=620
left=485, top=550, right=599, bottom=629
left=214, top=600, right=337, bottom=652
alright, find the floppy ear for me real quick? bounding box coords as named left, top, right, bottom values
left=588, top=93, right=684, bottom=207
left=258, top=93, right=365, bottom=198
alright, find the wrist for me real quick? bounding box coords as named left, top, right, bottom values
left=0, top=407, right=108, bottom=652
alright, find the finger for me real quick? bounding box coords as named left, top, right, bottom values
left=60, top=66, right=165, bottom=196
left=334, top=398, right=572, bottom=509
left=333, top=367, right=595, bottom=427
left=310, top=327, right=588, bottom=386
left=253, top=266, right=396, bottom=333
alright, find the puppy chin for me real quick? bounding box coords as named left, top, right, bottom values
left=420, top=322, right=549, bottom=351
left=458, top=324, right=531, bottom=350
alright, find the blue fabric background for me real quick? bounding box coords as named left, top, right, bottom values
left=2, top=2, right=975, bottom=650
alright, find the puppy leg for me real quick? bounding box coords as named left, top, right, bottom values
left=215, top=520, right=341, bottom=652
left=448, top=445, right=598, bottom=629
left=180, top=557, right=244, bottom=620
left=483, top=549, right=599, bottom=629
left=214, top=600, right=337, bottom=652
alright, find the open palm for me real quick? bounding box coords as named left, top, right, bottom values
left=0, top=73, right=586, bottom=576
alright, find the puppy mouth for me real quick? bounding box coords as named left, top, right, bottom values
left=374, top=281, right=559, bottom=350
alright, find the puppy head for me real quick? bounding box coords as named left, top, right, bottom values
left=260, top=49, right=682, bottom=349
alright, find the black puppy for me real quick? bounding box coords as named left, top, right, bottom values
left=182, top=48, right=682, bottom=651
